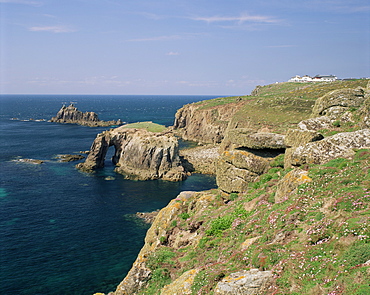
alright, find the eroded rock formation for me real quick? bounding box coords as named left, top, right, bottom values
left=76, top=126, right=187, bottom=181
left=51, top=104, right=122, bottom=127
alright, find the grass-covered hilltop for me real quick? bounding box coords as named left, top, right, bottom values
left=95, top=79, right=370, bottom=295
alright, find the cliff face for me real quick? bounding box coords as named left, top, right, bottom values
left=77, top=126, right=187, bottom=181
left=173, top=101, right=242, bottom=144
left=51, top=104, right=122, bottom=127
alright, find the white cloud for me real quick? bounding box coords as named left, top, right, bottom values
left=127, top=33, right=204, bottom=42
left=28, top=25, right=75, bottom=33
left=166, top=52, right=180, bottom=56
left=191, top=12, right=280, bottom=25
left=0, top=0, right=42, bottom=6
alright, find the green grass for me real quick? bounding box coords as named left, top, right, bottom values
left=122, top=121, right=167, bottom=132
left=139, top=149, right=370, bottom=294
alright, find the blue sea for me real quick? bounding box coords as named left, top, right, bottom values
left=0, top=95, right=220, bottom=295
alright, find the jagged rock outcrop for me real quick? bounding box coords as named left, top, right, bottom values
left=173, top=101, right=241, bottom=144
left=216, top=130, right=285, bottom=193
left=216, top=150, right=270, bottom=193
left=214, top=269, right=273, bottom=294
left=311, top=87, right=365, bottom=117
left=51, top=104, right=122, bottom=127
left=290, top=129, right=370, bottom=166
left=113, top=191, right=203, bottom=295
left=76, top=126, right=187, bottom=181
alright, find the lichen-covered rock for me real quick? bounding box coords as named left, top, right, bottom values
left=77, top=126, right=187, bottom=181
left=311, top=88, right=365, bottom=117
left=298, top=116, right=335, bottom=131
left=290, top=129, right=370, bottom=166
left=214, top=269, right=273, bottom=294
left=275, top=168, right=312, bottom=203
left=284, top=129, right=323, bottom=147
left=50, top=104, right=121, bottom=127
left=226, top=129, right=285, bottom=150
left=114, top=191, right=196, bottom=295
left=160, top=269, right=199, bottom=295
left=216, top=150, right=270, bottom=193
left=284, top=129, right=324, bottom=168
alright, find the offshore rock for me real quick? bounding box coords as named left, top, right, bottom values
left=290, top=129, right=370, bottom=166
left=50, top=104, right=122, bottom=127
left=76, top=126, right=187, bottom=181
left=214, top=269, right=273, bottom=295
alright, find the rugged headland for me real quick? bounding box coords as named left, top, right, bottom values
left=95, top=79, right=370, bottom=295
left=51, top=104, right=122, bottom=127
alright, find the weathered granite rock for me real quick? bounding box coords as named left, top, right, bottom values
left=160, top=269, right=199, bottom=295
left=114, top=191, right=198, bottom=295
left=214, top=269, right=273, bottom=294
left=216, top=150, right=270, bottom=193
left=226, top=129, right=286, bottom=150
left=173, top=102, right=240, bottom=144
left=284, top=129, right=324, bottom=147
left=311, top=87, right=365, bottom=117
left=297, top=116, right=335, bottom=131
left=179, top=145, right=219, bottom=174
left=290, top=129, right=370, bottom=166
left=77, top=126, right=187, bottom=181
left=51, top=104, right=122, bottom=127
left=284, top=129, right=324, bottom=168
left=275, top=168, right=312, bottom=203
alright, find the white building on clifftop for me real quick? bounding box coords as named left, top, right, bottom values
left=288, top=74, right=337, bottom=82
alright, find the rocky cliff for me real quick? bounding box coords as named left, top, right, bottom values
left=95, top=79, right=370, bottom=295
left=51, top=104, right=122, bottom=127
left=77, top=126, right=187, bottom=181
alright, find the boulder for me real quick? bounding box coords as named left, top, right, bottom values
left=216, top=150, right=269, bottom=193
left=290, top=129, right=370, bottom=166
left=77, top=126, right=187, bottom=181
left=226, top=129, right=285, bottom=150
left=160, top=269, right=199, bottom=295
left=311, top=87, right=365, bottom=117
left=214, top=269, right=273, bottom=294
left=275, top=168, right=312, bottom=203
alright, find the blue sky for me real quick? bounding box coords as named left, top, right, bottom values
left=1, top=0, right=369, bottom=95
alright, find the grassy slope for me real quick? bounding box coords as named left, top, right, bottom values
left=121, top=121, right=167, bottom=133
left=140, top=150, right=370, bottom=295
left=137, top=79, right=370, bottom=295
left=193, top=80, right=369, bottom=134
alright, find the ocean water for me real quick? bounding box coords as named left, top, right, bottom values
left=0, top=95, right=219, bottom=295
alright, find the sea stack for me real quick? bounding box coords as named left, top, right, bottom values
left=77, top=125, right=188, bottom=181
left=50, top=104, right=122, bottom=127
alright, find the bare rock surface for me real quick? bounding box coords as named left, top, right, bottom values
left=290, top=129, right=370, bottom=166
left=214, top=269, right=273, bottom=295
left=311, top=87, right=365, bottom=117
left=77, top=126, right=187, bottom=181
left=51, top=104, right=122, bottom=127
